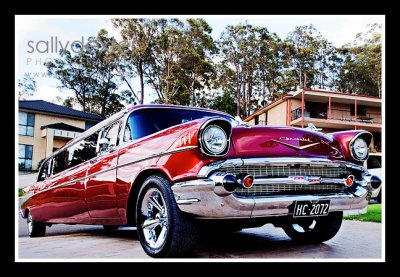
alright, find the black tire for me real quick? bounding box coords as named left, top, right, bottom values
left=27, top=212, right=46, bottom=238
left=103, top=225, right=119, bottom=231
left=136, top=175, right=199, bottom=258
left=282, top=212, right=343, bottom=244
left=377, top=190, right=382, bottom=203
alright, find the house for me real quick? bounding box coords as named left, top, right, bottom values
left=18, top=100, right=105, bottom=171
left=244, top=89, right=382, bottom=152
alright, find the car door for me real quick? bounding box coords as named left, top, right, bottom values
left=85, top=120, right=122, bottom=218
left=32, top=139, right=96, bottom=223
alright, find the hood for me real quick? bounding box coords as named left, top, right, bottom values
left=229, top=126, right=343, bottom=160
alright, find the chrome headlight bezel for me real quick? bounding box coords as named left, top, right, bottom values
left=349, top=134, right=370, bottom=162
left=198, top=118, right=231, bottom=157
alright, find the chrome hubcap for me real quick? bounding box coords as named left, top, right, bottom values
left=292, top=220, right=316, bottom=233
left=140, top=188, right=168, bottom=249
left=27, top=214, right=33, bottom=234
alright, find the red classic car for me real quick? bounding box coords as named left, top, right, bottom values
left=20, top=104, right=381, bottom=257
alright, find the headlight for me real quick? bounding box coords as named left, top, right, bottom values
left=350, top=137, right=369, bottom=161
left=202, top=125, right=228, bottom=155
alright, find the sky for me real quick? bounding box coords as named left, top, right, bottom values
left=15, top=15, right=384, bottom=105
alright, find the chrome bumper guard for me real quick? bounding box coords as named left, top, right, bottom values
left=171, top=158, right=374, bottom=219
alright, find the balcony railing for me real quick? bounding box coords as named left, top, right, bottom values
left=291, top=108, right=381, bottom=124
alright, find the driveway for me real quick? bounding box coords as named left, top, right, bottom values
left=17, top=216, right=382, bottom=260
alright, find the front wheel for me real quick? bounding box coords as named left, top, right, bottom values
left=27, top=212, right=46, bottom=237
left=136, top=175, right=199, bottom=258
left=282, top=212, right=343, bottom=244
left=377, top=190, right=382, bottom=203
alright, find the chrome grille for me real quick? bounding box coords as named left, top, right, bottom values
left=235, top=184, right=343, bottom=196
left=220, top=165, right=352, bottom=178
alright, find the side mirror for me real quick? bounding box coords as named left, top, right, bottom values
left=98, top=137, right=110, bottom=152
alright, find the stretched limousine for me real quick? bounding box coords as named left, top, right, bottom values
left=20, top=104, right=380, bottom=257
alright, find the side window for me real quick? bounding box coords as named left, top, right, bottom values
left=69, top=132, right=99, bottom=168
left=38, top=159, right=52, bottom=181
left=53, top=150, right=68, bottom=175
left=124, top=123, right=132, bottom=142
left=99, top=121, right=121, bottom=151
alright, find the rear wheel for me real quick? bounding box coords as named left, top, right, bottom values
left=27, top=212, right=46, bottom=237
left=282, top=212, right=343, bottom=244
left=136, top=175, right=199, bottom=258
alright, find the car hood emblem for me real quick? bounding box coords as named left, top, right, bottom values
left=271, top=137, right=320, bottom=150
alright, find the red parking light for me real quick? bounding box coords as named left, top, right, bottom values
left=345, top=175, right=354, bottom=187
left=243, top=176, right=254, bottom=189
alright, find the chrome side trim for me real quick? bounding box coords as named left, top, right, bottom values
left=197, top=157, right=366, bottom=178
left=349, top=131, right=372, bottom=162
left=21, top=146, right=197, bottom=206
left=116, top=146, right=198, bottom=169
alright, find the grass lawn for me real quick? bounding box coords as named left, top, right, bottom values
left=344, top=204, right=381, bottom=223
left=18, top=188, right=23, bottom=197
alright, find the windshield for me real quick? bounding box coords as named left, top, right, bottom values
left=125, top=108, right=236, bottom=141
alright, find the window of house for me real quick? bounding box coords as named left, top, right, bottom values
left=19, top=112, right=35, bottom=136
left=350, top=105, right=367, bottom=116
left=255, top=115, right=259, bottom=125
left=19, top=144, right=33, bottom=170
left=305, top=102, right=327, bottom=119
left=85, top=121, right=96, bottom=130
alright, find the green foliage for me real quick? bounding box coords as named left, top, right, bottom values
left=45, top=29, right=126, bottom=117
left=344, top=204, right=381, bottom=223
left=43, top=20, right=381, bottom=118
left=209, top=91, right=236, bottom=116
left=337, top=24, right=382, bottom=97
left=18, top=74, right=36, bottom=100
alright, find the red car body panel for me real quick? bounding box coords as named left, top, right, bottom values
left=20, top=105, right=370, bottom=226
left=228, top=126, right=344, bottom=160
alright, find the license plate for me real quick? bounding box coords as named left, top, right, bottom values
left=293, top=200, right=330, bottom=218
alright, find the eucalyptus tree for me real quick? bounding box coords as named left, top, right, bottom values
left=337, top=23, right=382, bottom=96
left=45, top=29, right=126, bottom=116
left=217, top=23, right=261, bottom=117
left=112, top=19, right=162, bottom=104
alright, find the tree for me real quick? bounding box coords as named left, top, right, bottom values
left=217, top=23, right=261, bottom=117
left=45, top=29, right=127, bottom=116
left=178, top=19, right=217, bottom=106
left=284, top=25, right=334, bottom=89
left=112, top=19, right=161, bottom=104
left=18, top=74, right=36, bottom=100
left=209, top=91, right=236, bottom=116
left=141, top=19, right=216, bottom=106
left=337, top=23, right=382, bottom=96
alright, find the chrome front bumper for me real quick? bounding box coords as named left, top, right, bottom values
left=171, top=157, right=376, bottom=219
left=172, top=179, right=369, bottom=219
